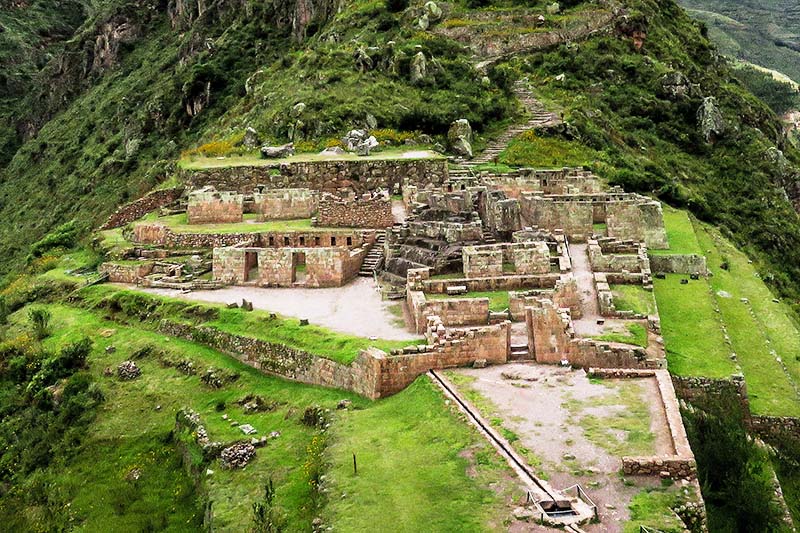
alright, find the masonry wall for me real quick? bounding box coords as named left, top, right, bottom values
left=181, top=158, right=449, bottom=194
left=99, top=261, right=154, bottom=283
left=520, top=195, right=594, bottom=242
left=253, top=188, right=317, bottom=220
left=316, top=195, right=394, bottom=228
left=99, top=187, right=184, bottom=230
left=405, top=219, right=483, bottom=243
left=406, top=289, right=490, bottom=333
left=606, top=201, right=668, bottom=249
left=187, top=191, right=244, bottom=224
left=649, top=254, right=708, bottom=275
left=509, top=277, right=580, bottom=321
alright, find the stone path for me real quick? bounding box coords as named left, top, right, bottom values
left=463, top=80, right=562, bottom=168
left=454, top=363, right=672, bottom=533
left=137, top=277, right=419, bottom=340
left=568, top=243, right=605, bottom=336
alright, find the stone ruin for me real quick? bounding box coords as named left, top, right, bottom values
left=187, top=187, right=244, bottom=224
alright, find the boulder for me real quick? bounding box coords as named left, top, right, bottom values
left=342, top=129, right=368, bottom=151
left=243, top=126, right=260, bottom=148
left=260, top=142, right=295, bottom=159
left=320, top=146, right=346, bottom=156
left=410, top=51, right=427, bottom=84
left=424, top=1, right=442, bottom=21
left=697, top=96, right=725, bottom=143
left=365, top=113, right=378, bottom=130
left=660, top=71, right=692, bottom=100
left=546, top=2, right=560, bottom=14
left=356, top=135, right=379, bottom=156
left=447, top=119, right=473, bottom=158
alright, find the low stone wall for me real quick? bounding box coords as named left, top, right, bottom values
left=316, top=195, right=394, bottom=228
left=407, top=289, right=490, bottom=333
left=649, top=254, right=708, bottom=275
left=750, top=416, right=800, bottom=447
left=253, top=188, right=317, bottom=220
left=462, top=241, right=551, bottom=278
left=99, top=187, right=185, bottom=230
left=132, top=223, right=374, bottom=249
left=671, top=374, right=750, bottom=415
left=181, top=157, right=449, bottom=194
left=99, top=261, right=154, bottom=283
left=422, top=273, right=561, bottom=294
left=405, top=219, right=483, bottom=243
left=509, top=277, right=580, bottom=321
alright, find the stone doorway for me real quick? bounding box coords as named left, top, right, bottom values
left=244, top=251, right=259, bottom=282
left=292, top=252, right=307, bottom=284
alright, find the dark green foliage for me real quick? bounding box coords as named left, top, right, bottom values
left=252, top=477, right=286, bottom=532
left=731, top=65, right=800, bottom=115
left=27, top=307, right=51, bottom=340
left=682, top=401, right=787, bottom=531
left=385, top=0, right=409, bottom=13
left=27, top=220, right=79, bottom=261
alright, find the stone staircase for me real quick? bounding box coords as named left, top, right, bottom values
left=463, top=80, right=562, bottom=167
left=358, top=231, right=386, bottom=277
left=509, top=342, right=531, bottom=361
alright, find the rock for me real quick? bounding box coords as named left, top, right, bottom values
left=342, top=129, right=368, bottom=151
left=219, top=442, right=256, bottom=469
left=697, top=96, right=725, bottom=143
left=365, top=113, right=378, bottom=130
left=291, top=102, right=306, bottom=117
left=337, top=399, right=352, bottom=409
left=546, top=2, right=560, bottom=14
left=105, top=345, right=116, bottom=354
left=660, top=71, right=691, bottom=100
left=239, top=423, right=257, bottom=435
left=353, top=46, right=373, bottom=72
left=320, top=146, right=346, bottom=156
left=424, top=1, right=442, bottom=21
left=554, top=73, right=565, bottom=82
left=433, top=142, right=446, bottom=153
left=512, top=506, right=535, bottom=520
left=260, top=142, right=295, bottom=159
left=269, top=431, right=281, bottom=439
left=117, top=360, right=141, bottom=380
left=299, top=318, right=309, bottom=326
left=447, top=119, right=473, bottom=158
left=356, top=135, right=379, bottom=156
left=417, top=14, right=429, bottom=31
left=410, top=51, right=427, bottom=85
left=243, top=126, right=260, bottom=148
left=473, top=359, right=487, bottom=368
left=241, top=299, right=253, bottom=311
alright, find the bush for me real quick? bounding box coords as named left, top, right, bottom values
left=28, top=308, right=51, bottom=340
left=27, top=221, right=79, bottom=261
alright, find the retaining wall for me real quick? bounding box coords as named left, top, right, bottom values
left=99, top=187, right=185, bottom=230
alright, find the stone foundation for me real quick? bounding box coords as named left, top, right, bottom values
left=99, top=261, right=155, bottom=283
left=253, top=188, right=317, bottom=220
left=187, top=189, right=244, bottom=224
left=316, top=194, right=394, bottom=228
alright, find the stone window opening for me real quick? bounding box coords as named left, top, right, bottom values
left=268, top=236, right=274, bottom=246
left=315, top=236, right=321, bottom=246
left=244, top=251, right=259, bottom=282
left=346, top=236, right=353, bottom=246
left=331, top=236, right=337, bottom=246
left=284, top=236, right=290, bottom=246
left=299, top=236, right=305, bottom=246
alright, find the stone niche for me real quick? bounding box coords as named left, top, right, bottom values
left=187, top=188, right=244, bottom=224
left=213, top=245, right=366, bottom=288
left=253, top=188, right=317, bottom=220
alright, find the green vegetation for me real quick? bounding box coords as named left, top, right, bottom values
left=655, top=273, right=734, bottom=378
left=650, top=205, right=702, bottom=255
left=180, top=148, right=442, bottom=169
left=323, top=378, right=513, bottom=532
left=139, top=212, right=315, bottom=234
left=564, top=380, right=655, bottom=456
left=593, top=322, right=649, bottom=348
left=77, top=285, right=421, bottom=364
left=730, top=63, right=800, bottom=116
left=427, top=290, right=510, bottom=312
left=499, top=130, right=598, bottom=168
left=611, top=284, right=657, bottom=315
left=623, top=486, right=694, bottom=533
left=683, top=401, right=791, bottom=531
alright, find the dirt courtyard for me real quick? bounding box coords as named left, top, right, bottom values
left=450, top=363, right=674, bottom=532
left=136, top=277, right=418, bottom=340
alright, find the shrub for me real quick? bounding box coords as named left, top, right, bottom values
left=27, top=221, right=79, bottom=261
left=28, top=308, right=51, bottom=340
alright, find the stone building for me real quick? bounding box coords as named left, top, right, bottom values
left=187, top=187, right=244, bottom=224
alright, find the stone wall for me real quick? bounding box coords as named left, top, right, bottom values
left=253, top=188, right=317, bottom=220
left=316, top=194, right=394, bottom=228
left=406, top=289, right=490, bottom=333
left=520, top=194, right=594, bottom=242
left=462, top=242, right=551, bottom=278
left=606, top=200, right=668, bottom=249
left=671, top=374, right=750, bottom=416
left=485, top=168, right=603, bottom=196
left=750, top=416, right=800, bottom=448
left=99, top=187, right=185, bottom=230
left=405, top=219, right=483, bottom=243
left=213, top=246, right=366, bottom=288
left=649, top=254, right=708, bottom=275
left=181, top=157, right=449, bottom=194
left=132, top=223, right=374, bottom=249
left=99, top=261, right=154, bottom=283
left=509, top=277, right=581, bottom=321
left=587, top=239, right=647, bottom=273
left=187, top=190, right=244, bottom=224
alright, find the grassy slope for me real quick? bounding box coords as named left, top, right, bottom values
left=323, top=378, right=514, bottom=532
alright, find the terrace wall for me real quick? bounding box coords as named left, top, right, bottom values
left=187, top=190, right=244, bottom=224
left=181, top=158, right=448, bottom=194
left=99, top=261, right=154, bottom=283
left=649, top=254, right=708, bottom=275
left=253, top=188, right=317, bottom=220
left=99, top=187, right=185, bottom=230
left=316, top=194, right=394, bottom=228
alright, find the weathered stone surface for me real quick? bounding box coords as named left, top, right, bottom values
left=447, top=119, right=473, bottom=158
left=117, top=360, right=141, bottom=380
left=697, top=96, right=725, bottom=143
left=187, top=188, right=244, bottom=224
left=659, top=71, right=692, bottom=100
left=243, top=126, right=260, bottom=148
left=356, top=135, right=379, bottom=156
left=423, top=1, right=442, bottom=21
left=260, top=142, right=295, bottom=159
left=253, top=188, right=317, bottom=220
left=410, top=51, right=427, bottom=84
left=316, top=193, right=394, bottom=228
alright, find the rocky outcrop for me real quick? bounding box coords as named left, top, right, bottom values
left=697, top=96, right=725, bottom=144
left=260, top=142, right=295, bottom=159
left=448, top=119, right=473, bottom=158
left=92, top=17, right=141, bottom=71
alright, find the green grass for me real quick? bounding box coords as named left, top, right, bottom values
left=428, top=272, right=466, bottom=280
left=622, top=486, right=689, bottom=533
left=322, top=378, right=513, bottom=532
left=654, top=274, right=736, bottom=378
left=78, top=285, right=422, bottom=365
left=138, top=212, right=316, bottom=234
left=5, top=303, right=369, bottom=532
left=593, top=322, right=649, bottom=348
left=592, top=222, right=607, bottom=235
left=426, top=290, right=510, bottom=312
left=472, top=162, right=515, bottom=174
left=611, top=284, right=657, bottom=316
left=179, top=149, right=443, bottom=170
left=498, top=130, right=598, bottom=168
left=563, top=380, right=655, bottom=457
left=649, top=205, right=702, bottom=255
left=693, top=222, right=800, bottom=416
